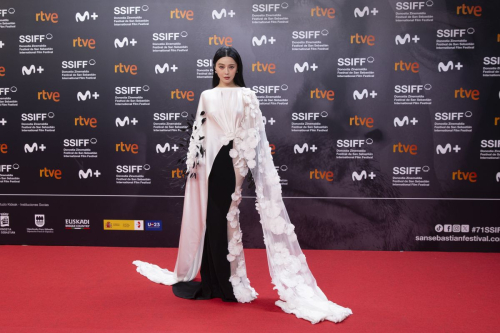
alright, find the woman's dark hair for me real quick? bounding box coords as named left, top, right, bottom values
left=212, top=46, right=246, bottom=88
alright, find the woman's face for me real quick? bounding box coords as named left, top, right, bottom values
left=215, top=56, right=238, bottom=86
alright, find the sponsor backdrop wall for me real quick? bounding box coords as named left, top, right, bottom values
left=1, top=0, right=499, bottom=252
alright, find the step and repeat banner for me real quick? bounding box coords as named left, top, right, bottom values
left=1, top=0, right=499, bottom=252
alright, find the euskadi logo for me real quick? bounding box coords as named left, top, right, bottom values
left=352, top=170, right=376, bottom=181
left=309, top=169, right=333, bottom=181
left=72, top=37, right=95, bottom=49
left=77, top=91, right=99, bottom=101
left=311, top=88, right=334, bottom=100
left=311, top=6, right=335, bottom=18
left=74, top=116, right=97, bottom=128
left=456, top=4, right=482, bottom=16
left=294, top=62, right=318, bottom=73
left=65, top=219, right=90, bottom=229
left=452, top=170, right=477, bottom=182
left=0, top=164, right=19, bottom=173
left=35, top=11, right=58, bottom=23
left=0, top=8, right=15, bottom=17
left=24, top=142, right=46, bottom=153
left=75, top=11, right=98, bottom=22
left=78, top=169, right=101, bottom=179
left=436, top=144, right=461, bottom=154
left=454, top=88, right=479, bottom=100
left=153, top=112, right=187, bottom=121
left=39, top=168, right=62, bottom=179
left=394, top=61, right=419, bottom=73
left=35, top=214, right=45, bottom=227
left=483, top=57, right=500, bottom=66
left=152, top=31, right=188, bottom=41
left=115, top=142, right=139, bottom=154
left=21, top=65, right=44, bottom=75
left=293, top=29, right=328, bottom=39
left=114, top=37, right=138, bottom=48
left=155, top=63, right=179, bottom=74
left=438, top=61, right=463, bottom=72
left=116, top=117, right=138, bottom=127
left=252, top=84, right=288, bottom=94
left=115, top=86, right=149, bottom=94
left=394, top=116, right=418, bottom=127
left=62, top=59, right=95, bottom=69
left=114, top=63, right=137, bottom=75
left=394, top=84, right=432, bottom=93
left=435, top=111, right=472, bottom=121
left=350, top=33, right=375, bottom=46
left=170, top=89, right=194, bottom=101
left=252, top=35, right=276, bottom=46
left=212, top=8, right=235, bottom=20
left=156, top=143, right=180, bottom=153
left=354, top=6, right=378, bottom=17
left=437, top=28, right=474, bottom=38
left=353, top=89, right=377, bottom=100
left=292, top=111, right=328, bottom=121
left=293, top=143, right=318, bottom=154
left=63, top=138, right=97, bottom=147
left=171, top=8, right=194, bottom=20
left=395, top=34, right=420, bottom=45
left=338, top=56, right=375, bottom=66
left=251, top=61, right=276, bottom=73
left=21, top=112, right=55, bottom=122
left=116, top=164, right=150, bottom=173
left=393, top=142, right=418, bottom=155
left=337, top=138, right=373, bottom=148
left=19, top=33, right=53, bottom=43
left=350, top=115, right=374, bottom=128
left=395, top=2, right=433, bottom=10
left=252, top=3, right=288, bottom=12
left=114, top=6, right=148, bottom=15
left=393, top=166, right=430, bottom=175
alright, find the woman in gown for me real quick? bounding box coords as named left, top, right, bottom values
left=133, top=47, right=353, bottom=324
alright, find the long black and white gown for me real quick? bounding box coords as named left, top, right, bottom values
left=133, top=87, right=353, bottom=324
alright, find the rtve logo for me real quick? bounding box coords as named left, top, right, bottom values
left=350, top=115, right=374, bottom=128
left=395, top=61, right=419, bottom=73
left=63, top=138, right=97, bottom=147
left=170, top=8, right=193, bottom=20
left=22, top=65, right=45, bottom=75
left=75, top=11, right=98, bottom=22
left=114, top=37, right=137, bottom=48
left=170, top=89, right=194, bottom=101
left=455, top=87, right=479, bottom=100
left=155, top=63, right=179, bottom=74
left=116, top=142, right=139, bottom=154
left=435, top=111, right=472, bottom=121
left=337, top=139, right=373, bottom=148
left=153, top=32, right=187, bottom=41
left=40, top=168, right=62, bottom=179
left=0, top=66, right=4, bottom=76
left=212, top=8, right=235, bottom=20
left=156, top=143, right=180, bottom=153
left=0, top=8, right=15, bottom=17
left=77, top=91, right=100, bottom=101
left=292, top=30, right=328, bottom=39
left=253, top=85, right=288, bottom=94
left=353, top=89, right=377, bottom=100
left=115, top=63, right=137, bottom=75
left=73, top=37, right=95, bottom=49
left=438, top=61, right=463, bottom=72
left=293, top=143, right=318, bottom=154
left=116, top=117, right=138, bottom=127
left=452, top=170, right=477, bottom=183
left=252, top=35, right=276, bottom=46
left=495, top=117, right=500, bottom=126
left=352, top=170, right=376, bottom=181
left=354, top=6, right=379, bottom=17
left=74, top=116, right=97, bottom=128
left=395, top=34, right=420, bottom=45
left=79, top=169, right=101, bottom=179
left=172, top=168, right=185, bottom=178
left=19, top=33, right=53, bottom=43
left=114, top=6, right=148, bottom=15
left=436, top=144, right=461, bottom=154
left=38, top=90, right=60, bottom=102
left=36, top=11, right=58, bottom=23
left=0, top=143, right=7, bottom=153
left=309, top=169, right=333, bottom=182
left=350, top=33, right=375, bottom=46
left=252, top=3, right=287, bottom=12
left=311, top=88, right=334, bottom=100
left=395, top=2, right=433, bottom=10
left=311, top=6, right=335, bottom=18
left=437, top=28, right=474, bottom=38
left=338, top=56, right=375, bottom=66
left=252, top=61, right=276, bottom=73
left=62, top=59, right=95, bottom=69
left=294, top=62, right=318, bottom=73
left=394, top=116, right=418, bottom=127
left=292, top=111, right=327, bottom=121
left=208, top=34, right=232, bottom=46
left=393, top=142, right=417, bottom=155
left=24, top=142, right=46, bottom=153
left=456, top=4, right=482, bottom=16
left=393, top=166, right=430, bottom=175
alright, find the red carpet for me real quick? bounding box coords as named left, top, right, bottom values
left=0, top=246, right=499, bottom=333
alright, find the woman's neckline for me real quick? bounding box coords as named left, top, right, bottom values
left=214, top=86, right=242, bottom=89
